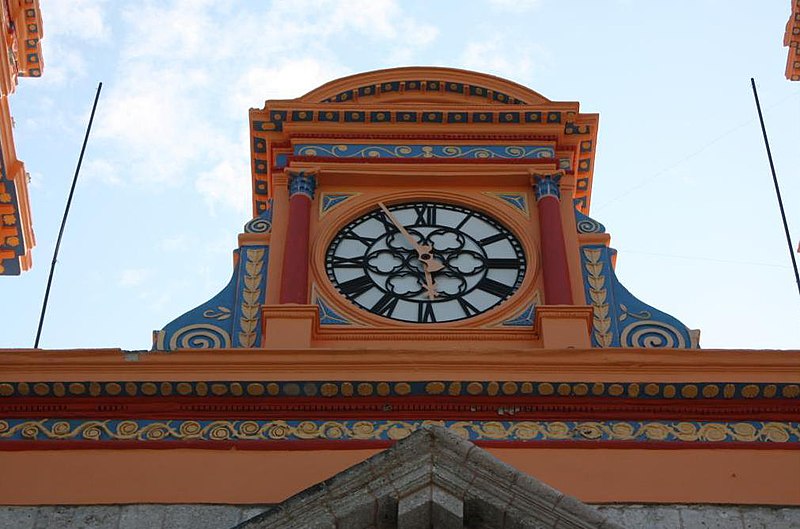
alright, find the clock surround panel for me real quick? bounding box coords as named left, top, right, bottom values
left=312, top=190, right=541, bottom=328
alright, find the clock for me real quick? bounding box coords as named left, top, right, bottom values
left=325, top=201, right=526, bottom=323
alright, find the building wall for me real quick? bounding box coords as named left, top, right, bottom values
left=1, top=504, right=799, bottom=529
left=0, top=0, right=44, bottom=275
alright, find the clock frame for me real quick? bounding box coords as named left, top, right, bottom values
left=311, top=190, right=540, bottom=329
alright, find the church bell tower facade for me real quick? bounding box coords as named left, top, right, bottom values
left=157, top=67, right=699, bottom=352
left=1, top=68, right=797, bottom=513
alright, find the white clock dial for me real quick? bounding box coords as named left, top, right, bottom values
left=326, top=202, right=526, bottom=323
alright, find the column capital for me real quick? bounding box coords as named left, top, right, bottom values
left=287, top=169, right=318, bottom=199
left=531, top=170, right=564, bottom=202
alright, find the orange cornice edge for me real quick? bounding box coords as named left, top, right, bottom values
left=0, top=348, right=798, bottom=383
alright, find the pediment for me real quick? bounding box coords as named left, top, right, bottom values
left=297, top=66, right=552, bottom=106
left=236, top=425, right=625, bottom=529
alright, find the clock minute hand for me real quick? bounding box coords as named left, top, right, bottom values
left=377, top=202, right=444, bottom=273
left=423, top=267, right=438, bottom=300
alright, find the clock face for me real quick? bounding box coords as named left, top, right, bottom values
left=325, top=201, right=526, bottom=323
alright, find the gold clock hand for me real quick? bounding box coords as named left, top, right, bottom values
left=423, top=267, right=438, bottom=300
left=377, top=202, right=444, bottom=272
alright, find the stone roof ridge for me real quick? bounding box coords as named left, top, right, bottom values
left=235, top=425, right=627, bottom=529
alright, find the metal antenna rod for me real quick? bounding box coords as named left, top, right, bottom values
left=750, top=78, right=800, bottom=298
left=34, top=82, right=103, bottom=348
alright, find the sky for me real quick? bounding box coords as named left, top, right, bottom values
left=1, top=0, right=798, bottom=351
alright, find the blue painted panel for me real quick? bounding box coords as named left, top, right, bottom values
left=294, top=144, right=554, bottom=159
left=154, top=254, right=238, bottom=351
left=574, top=208, right=606, bottom=234
left=580, top=244, right=698, bottom=349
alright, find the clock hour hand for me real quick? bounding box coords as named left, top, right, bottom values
left=377, top=202, right=444, bottom=272
left=423, top=267, right=438, bottom=300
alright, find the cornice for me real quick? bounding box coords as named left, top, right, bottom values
left=1, top=348, right=798, bottom=382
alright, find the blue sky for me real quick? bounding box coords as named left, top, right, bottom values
left=2, top=0, right=798, bottom=350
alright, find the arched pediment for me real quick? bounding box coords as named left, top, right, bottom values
left=299, top=66, right=551, bottom=105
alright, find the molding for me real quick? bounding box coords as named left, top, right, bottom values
left=0, top=419, right=796, bottom=448
left=260, top=305, right=319, bottom=320
left=0, top=379, right=798, bottom=403
left=534, top=305, right=593, bottom=332
left=1, top=348, right=799, bottom=381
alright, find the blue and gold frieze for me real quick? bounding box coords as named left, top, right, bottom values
left=294, top=144, right=554, bottom=160
left=2, top=380, right=796, bottom=400
left=1, top=419, right=796, bottom=445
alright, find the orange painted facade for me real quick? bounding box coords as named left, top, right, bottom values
left=1, top=68, right=798, bottom=507
left=0, top=0, right=43, bottom=275
left=787, top=0, right=800, bottom=81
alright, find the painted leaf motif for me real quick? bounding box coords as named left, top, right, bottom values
left=588, top=276, right=604, bottom=290
left=589, top=290, right=606, bottom=305
left=240, top=319, right=257, bottom=333
left=586, top=263, right=603, bottom=276
left=243, top=291, right=260, bottom=305
left=594, top=319, right=611, bottom=333
left=244, top=276, right=261, bottom=291
left=583, top=248, right=601, bottom=261
left=238, top=332, right=255, bottom=347
left=245, top=261, right=263, bottom=276
left=246, top=249, right=265, bottom=261
left=241, top=306, right=259, bottom=319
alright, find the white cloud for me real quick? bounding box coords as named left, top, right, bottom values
left=231, top=59, right=348, bottom=113
left=458, top=38, right=548, bottom=83
left=195, top=158, right=250, bottom=214
left=35, top=0, right=109, bottom=86
left=92, top=63, right=222, bottom=187
left=119, top=0, right=230, bottom=62
left=36, top=45, right=87, bottom=85
left=80, top=0, right=439, bottom=213
left=119, top=268, right=152, bottom=287
left=82, top=159, right=122, bottom=186
left=158, top=235, right=190, bottom=252
left=42, top=0, right=111, bottom=41
left=488, top=0, right=542, bottom=11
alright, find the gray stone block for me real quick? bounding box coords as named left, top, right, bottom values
left=679, top=506, right=744, bottom=529
left=161, top=505, right=242, bottom=529
left=597, top=505, right=682, bottom=528
left=741, top=506, right=800, bottom=529
left=237, top=506, right=271, bottom=524
left=595, top=505, right=800, bottom=529
left=33, top=506, right=121, bottom=529
left=0, top=507, right=38, bottom=529
left=118, top=504, right=166, bottom=529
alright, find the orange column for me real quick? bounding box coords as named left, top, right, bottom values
left=279, top=170, right=316, bottom=304
left=533, top=171, right=573, bottom=305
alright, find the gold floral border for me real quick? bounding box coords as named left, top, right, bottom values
left=0, top=419, right=796, bottom=445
